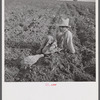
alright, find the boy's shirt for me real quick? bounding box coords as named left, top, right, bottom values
left=56, top=29, right=75, bottom=53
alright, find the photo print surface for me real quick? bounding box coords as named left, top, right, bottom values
left=5, top=0, right=96, bottom=82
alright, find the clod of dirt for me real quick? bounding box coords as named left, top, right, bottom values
left=84, top=66, right=95, bottom=77
left=73, top=70, right=95, bottom=81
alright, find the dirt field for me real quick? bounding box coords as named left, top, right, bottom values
left=5, top=0, right=95, bottom=82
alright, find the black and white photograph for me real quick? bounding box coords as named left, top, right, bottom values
left=4, top=0, right=96, bottom=82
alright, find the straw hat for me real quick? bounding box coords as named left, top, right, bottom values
left=58, top=18, right=71, bottom=28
